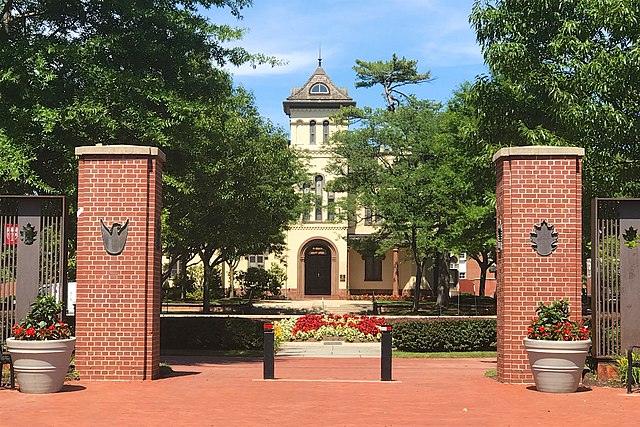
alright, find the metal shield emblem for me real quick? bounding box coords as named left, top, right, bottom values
left=100, top=219, right=130, bottom=256
left=530, top=220, right=558, bottom=256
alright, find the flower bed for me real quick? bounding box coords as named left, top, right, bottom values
left=275, top=314, right=386, bottom=344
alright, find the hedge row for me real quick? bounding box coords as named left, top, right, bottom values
left=160, top=316, right=497, bottom=353
left=161, top=316, right=263, bottom=351
left=392, top=319, right=497, bottom=352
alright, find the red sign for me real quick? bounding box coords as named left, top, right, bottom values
left=4, top=224, right=18, bottom=245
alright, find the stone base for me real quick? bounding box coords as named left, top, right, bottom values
left=597, top=361, right=619, bottom=381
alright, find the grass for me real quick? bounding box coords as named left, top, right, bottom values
left=392, top=350, right=497, bottom=359
left=484, top=368, right=497, bottom=378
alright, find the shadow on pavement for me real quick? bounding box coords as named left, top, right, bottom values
left=161, top=356, right=262, bottom=367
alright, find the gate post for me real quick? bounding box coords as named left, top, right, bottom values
left=493, top=146, right=584, bottom=384
left=263, top=323, right=275, bottom=379
left=380, top=325, right=392, bottom=381
left=75, top=145, right=165, bottom=381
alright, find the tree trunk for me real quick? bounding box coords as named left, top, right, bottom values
left=435, top=252, right=451, bottom=308
left=202, top=261, right=211, bottom=313
left=412, top=260, right=423, bottom=313
left=471, top=251, right=491, bottom=297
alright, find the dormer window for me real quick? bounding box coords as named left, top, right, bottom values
left=310, top=83, right=329, bottom=94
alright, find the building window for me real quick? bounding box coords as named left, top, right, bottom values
left=310, top=83, right=329, bottom=94
left=323, top=120, right=330, bottom=142
left=364, top=207, right=381, bottom=225
left=302, top=183, right=311, bottom=222
left=315, top=175, right=323, bottom=221
left=364, top=256, right=382, bottom=281
left=248, top=254, right=265, bottom=269
left=310, top=120, right=316, bottom=144
left=327, top=192, right=335, bottom=221
left=459, top=271, right=466, bottom=279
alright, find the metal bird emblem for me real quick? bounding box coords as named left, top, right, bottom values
left=100, top=219, right=130, bottom=256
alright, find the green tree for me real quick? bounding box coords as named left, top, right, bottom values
left=470, top=0, right=640, bottom=199
left=330, top=56, right=467, bottom=311
left=331, top=100, right=467, bottom=311
left=162, top=88, right=307, bottom=311
left=354, top=54, right=433, bottom=112
left=0, top=0, right=278, bottom=194
left=1, top=1, right=304, bottom=312
left=442, top=83, right=497, bottom=296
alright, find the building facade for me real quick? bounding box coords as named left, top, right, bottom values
left=225, top=64, right=417, bottom=299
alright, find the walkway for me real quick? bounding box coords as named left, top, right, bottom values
left=2, top=356, right=638, bottom=426
left=277, top=341, right=381, bottom=358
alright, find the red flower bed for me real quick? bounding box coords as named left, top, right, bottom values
left=291, top=313, right=386, bottom=337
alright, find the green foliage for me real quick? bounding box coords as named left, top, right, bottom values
left=354, top=54, right=433, bottom=111
left=330, top=96, right=469, bottom=310
left=527, top=300, right=590, bottom=341
left=266, top=263, right=286, bottom=295
left=160, top=317, right=263, bottom=351
left=470, top=0, right=640, bottom=199
left=236, top=266, right=283, bottom=301
left=1, top=1, right=302, bottom=313
left=11, top=295, right=72, bottom=340
left=392, top=319, right=497, bottom=352
left=617, top=352, right=640, bottom=385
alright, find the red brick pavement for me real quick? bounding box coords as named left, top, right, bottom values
left=1, top=357, right=638, bottom=426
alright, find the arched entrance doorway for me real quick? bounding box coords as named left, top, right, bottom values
left=303, top=241, right=332, bottom=295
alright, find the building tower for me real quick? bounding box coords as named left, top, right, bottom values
left=281, top=62, right=355, bottom=298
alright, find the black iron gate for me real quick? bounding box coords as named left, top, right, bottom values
left=0, top=196, right=67, bottom=346
left=591, top=198, right=640, bottom=360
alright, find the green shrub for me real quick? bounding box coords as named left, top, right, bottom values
left=392, top=319, right=497, bottom=352
left=617, top=352, right=640, bottom=385
left=236, top=266, right=284, bottom=301
left=161, top=316, right=263, bottom=351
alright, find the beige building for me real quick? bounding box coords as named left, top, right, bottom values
left=226, top=63, right=418, bottom=299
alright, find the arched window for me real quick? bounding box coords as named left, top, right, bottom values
left=323, top=120, right=330, bottom=143
left=315, top=175, right=323, bottom=221
left=302, top=183, right=310, bottom=222
left=310, top=83, right=329, bottom=94
left=315, top=175, right=323, bottom=195
left=310, top=120, right=316, bottom=144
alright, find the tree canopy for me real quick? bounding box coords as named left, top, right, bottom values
left=1, top=0, right=305, bottom=308
left=330, top=56, right=474, bottom=310
left=470, top=0, right=640, bottom=199
left=353, top=54, right=433, bottom=112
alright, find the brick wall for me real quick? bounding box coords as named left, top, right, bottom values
left=75, top=145, right=165, bottom=381
left=493, top=147, right=584, bottom=384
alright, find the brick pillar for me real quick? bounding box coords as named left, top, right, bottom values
left=75, top=145, right=165, bottom=381
left=493, top=146, right=584, bottom=384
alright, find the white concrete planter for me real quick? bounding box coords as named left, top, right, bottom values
left=523, top=338, right=591, bottom=393
left=6, top=337, right=76, bottom=394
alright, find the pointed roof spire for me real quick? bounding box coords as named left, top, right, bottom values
left=318, top=42, right=322, bottom=67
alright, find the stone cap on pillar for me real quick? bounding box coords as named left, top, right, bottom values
left=492, top=146, right=584, bottom=163
left=75, top=145, right=166, bottom=163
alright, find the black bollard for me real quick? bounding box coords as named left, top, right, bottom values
left=381, top=325, right=392, bottom=381
left=263, top=322, right=275, bottom=380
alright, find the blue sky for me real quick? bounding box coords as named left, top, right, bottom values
left=208, top=0, right=489, bottom=131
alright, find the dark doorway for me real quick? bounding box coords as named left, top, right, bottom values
left=304, top=242, right=331, bottom=295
